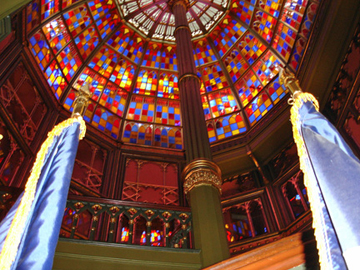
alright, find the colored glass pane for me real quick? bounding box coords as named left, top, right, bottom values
left=155, top=99, right=181, bottom=126
left=245, top=93, right=273, bottom=125
left=89, top=46, right=118, bottom=78
left=91, top=107, right=121, bottom=139
left=83, top=102, right=95, bottom=123
left=154, top=127, right=181, bottom=149
left=214, top=113, right=246, bottom=140
left=120, top=227, right=129, bottom=242
left=95, top=13, right=120, bottom=39
left=127, top=96, right=155, bottom=122
left=272, top=22, right=297, bottom=60
left=57, top=41, right=82, bottom=81
left=231, top=0, right=256, bottom=25
left=201, top=63, right=229, bottom=92
left=198, top=73, right=206, bottom=95
left=236, top=71, right=263, bottom=106
left=27, top=1, right=40, bottom=33
left=88, top=0, right=117, bottom=21
left=88, top=0, right=120, bottom=39
left=253, top=50, right=281, bottom=85
left=211, top=17, right=246, bottom=57
left=207, top=123, right=216, bottom=143
left=110, top=59, right=135, bottom=91
left=62, top=0, right=81, bottom=8
left=168, top=128, right=181, bottom=149
left=43, top=18, right=71, bottom=55
left=158, top=73, right=179, bottom=99
left=29, top=31, right=52, bottom=71
left=137, top=125, right=152, bottom=146
left=193, top=40, right=217, bottom=66
left=74, top=26, right=100, bottom=60
left=44, top=60, right=67, bottom=99
left=289, top=1, right=319, bottom=70
left=134, top=70, right=157, bottom=96
left=63, top=6, right=92, bottom=36
left=123, top=123, right=139, bottom=143
left=281, top=0, right=307, bottom=29
left=207, top=89, right=238, bottom=118
left=63, top=89, right=77, bottom=111
left=41, top=0, right=59, bottom=20
left=224, top=49, right=249, bottom=83
left=142, top=43, right=162, bottom=68
left=125, top=35, right=144, bottom=64
left=266, top=75, right=287, bottom=104
left=99, top=83, right=128, bottom=117
left=258, top=0, right=282, bottom=17
left=74, top=68, right=107, bottom=102
left=107, top=27, right=132, bottom=55
left=252, top=8, right=279, bottom=43
left=161, top=46, right=177, bottom=71
left=202, top=95, right=211, bottom=120
left=272, top=0, right=308, bottom=61
left=238, top=33, right=266, bottom=65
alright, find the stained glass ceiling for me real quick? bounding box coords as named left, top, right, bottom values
left=118, top=0, right=229, bottom=41
left=25, top=0, right=320, bottom=150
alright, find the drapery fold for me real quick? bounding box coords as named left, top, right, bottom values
left=291, top=92, right=360, bottom=269
left=0, top=117, right=85, bottom=270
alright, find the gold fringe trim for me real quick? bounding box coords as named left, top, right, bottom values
left=0, top=117, right=86, bottom=270
left=290, top=92, right=331, bottom=269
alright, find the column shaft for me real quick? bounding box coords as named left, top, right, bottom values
left=172, top=1, right=211, bottom=163
left=170, top=1, right=230, bottom=267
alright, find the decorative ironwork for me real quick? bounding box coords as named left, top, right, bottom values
left=61, top=196, right=192, bottom=248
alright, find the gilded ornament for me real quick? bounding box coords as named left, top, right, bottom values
left=145, top=209, right=154, bottom=218
left=109, top=206, right=120, bottom=214
left=182, top=159, right=222, bottom=194
left=91, top=204, right=102, bottom=212
left=127, top=208, right=137, bottom=215
left=162, top=211, right=172, bottom=219
left=179, top=213, right=189, bottom=220
left=74, top=202, right=84, bottom=209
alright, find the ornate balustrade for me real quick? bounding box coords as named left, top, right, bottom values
left=60, top=195, right=193, bottom=249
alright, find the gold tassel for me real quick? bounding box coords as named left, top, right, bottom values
left=0, top=117, right=86, bottom=270
left=290, top=92, right=331, bottom=269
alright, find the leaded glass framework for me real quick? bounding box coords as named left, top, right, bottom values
left=25, top=0, right=320, bottom=148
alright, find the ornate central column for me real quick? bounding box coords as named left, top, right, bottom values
left=169, top=0, right=230, bottom=266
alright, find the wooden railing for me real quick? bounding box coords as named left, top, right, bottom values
left=60, top=195, right=193, bottom=249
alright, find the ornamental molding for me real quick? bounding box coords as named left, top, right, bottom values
left=182, top=159, right=222, bottom=194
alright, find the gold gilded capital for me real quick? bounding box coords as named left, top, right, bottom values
left=182, top=159, right=222, bottom=194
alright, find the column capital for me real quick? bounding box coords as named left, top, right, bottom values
left=182, top=159, right=222, bottom=194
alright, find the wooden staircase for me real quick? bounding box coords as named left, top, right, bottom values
left=204, top=231, right=319, bottom=270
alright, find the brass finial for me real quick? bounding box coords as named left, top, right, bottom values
left=71, top=82, right=91, bottom=118
left=279, top=68, right=302, bottom=101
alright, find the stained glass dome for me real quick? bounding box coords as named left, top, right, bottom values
left=26, top=0, right=320, bottom=150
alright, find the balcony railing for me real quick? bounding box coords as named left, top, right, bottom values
left=60, top=195, right=193, bottom=249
